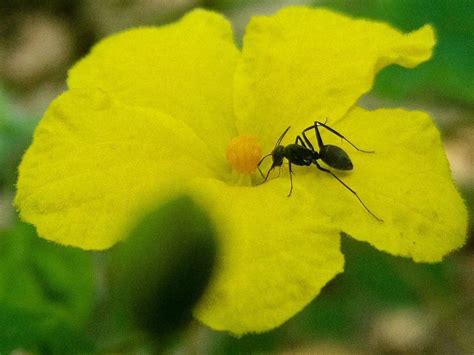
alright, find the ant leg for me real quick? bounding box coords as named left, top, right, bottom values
left=301, top=128, right=316, bottom=151
left=302, top=123, right=324, bottom=151
left=295, top=135, right=309, bottom=148
left=287, top=162, right=294, bottom=197
left=314, top=121, right=374, bottom=153
left=314, top=161, right=383, bottom=222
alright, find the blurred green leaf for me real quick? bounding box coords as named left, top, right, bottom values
left=111, top=194, right=217, bottom=337
left=209, top=328, right=285, bottom=355
left=201, top=0, right=259, bottom=11
left=0, top=88, right=37, bottom=188
left=461, top=187, right=474, bottom=235
left=0, top=220, right=95, bottom=353
left=0, top=89, right=8, bottom=118
left=317, top=0, right=474, bottom=105
left=287, top=235, right=460, bottom=341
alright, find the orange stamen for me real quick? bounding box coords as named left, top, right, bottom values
left=226, top=135, right=262, bottom=174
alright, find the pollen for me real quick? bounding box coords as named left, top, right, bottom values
left=226, top=135, right=262, bottom=174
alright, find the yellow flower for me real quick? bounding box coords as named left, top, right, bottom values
left=15, top=7, right=467, bottom=335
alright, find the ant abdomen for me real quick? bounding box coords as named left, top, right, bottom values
left=319, top=145, right=353, bottom=170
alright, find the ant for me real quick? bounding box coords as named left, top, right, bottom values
left=257, top=121, right=383, bottom=222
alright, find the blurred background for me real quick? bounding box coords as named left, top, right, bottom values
left=0, top=0, right=472, bottom=353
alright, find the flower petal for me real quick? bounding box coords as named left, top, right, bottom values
left=15, top=89, right=216, bottom=249
left=295, top=107, right=467, bottom=262
left=68, top=9, right=240, bottom=162
left=189, top=178, right=344, bottom=335
left=235, top=6, right=435, bottom=151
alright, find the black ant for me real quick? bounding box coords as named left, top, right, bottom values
left=257, top=121, right=383, bottom=222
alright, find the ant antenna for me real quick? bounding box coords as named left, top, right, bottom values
left=275, top=126, right=291, bottom=148
left=257, top=153, right=272, bottom=178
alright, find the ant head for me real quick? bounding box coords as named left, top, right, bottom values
left=270, top=126, right=290, bottom=167
left=257, top=126, right=291, bottom=177
left=271, top=145, right=285, bottom=167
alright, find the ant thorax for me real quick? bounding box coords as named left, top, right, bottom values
left=283, top=144, right=314, bottom=166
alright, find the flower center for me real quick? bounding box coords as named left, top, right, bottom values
left=226, top=135, right=262, bottom=174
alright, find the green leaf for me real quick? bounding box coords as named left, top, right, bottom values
left=0, top=88, right=37, bottom=188
left=201, top=0, right=258, bottom=11
left=0, top=220, right=95, bottom=353
left=287, top=235, right=460, bottom=341
left=110, top=194, right=218, bottom=336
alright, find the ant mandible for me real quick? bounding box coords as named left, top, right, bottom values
left=257, top=121, right=383, bottom=222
